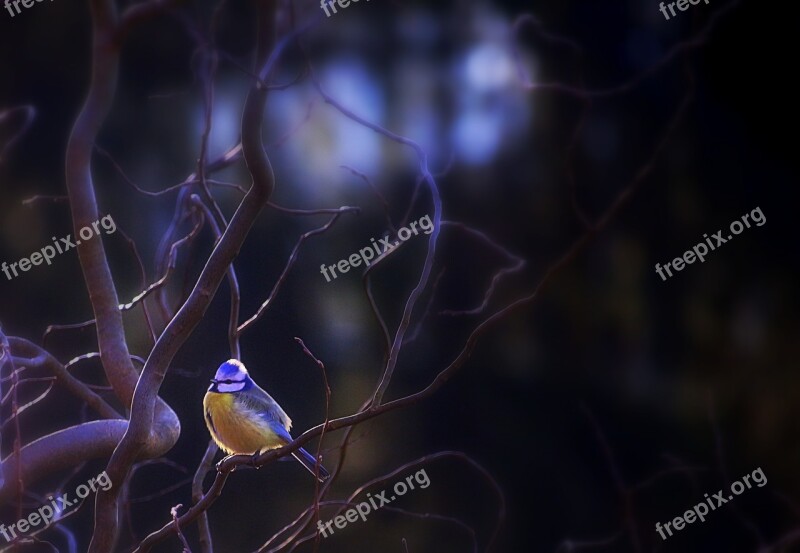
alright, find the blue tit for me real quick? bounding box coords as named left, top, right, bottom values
left=203, top=359, right=330, bottom=482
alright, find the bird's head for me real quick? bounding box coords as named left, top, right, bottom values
left=209, top=359, right=251, bottom=393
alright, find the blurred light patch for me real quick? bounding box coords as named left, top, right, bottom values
left=315, top=282, right=364, bottom=347
left=466, top=43, right=515, bottom=92
left=197, top=87, right=242, bottom=161
left=276, top=59, right=385, bottom=202
left=395, top=60, right=441, bottom=162
left=320, top=59, right=384, bottom=171
left=452, top=110, right=504, bottom=166
left=452, top=40, right=531, bottom=166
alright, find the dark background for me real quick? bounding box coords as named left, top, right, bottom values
left=0, top=0, right=798, bottom=551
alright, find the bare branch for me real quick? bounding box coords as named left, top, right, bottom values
left=439, top=222, right=525, bottom=317
left=91, top=2, right=280, bottom=549
left=238, top=206, right=359, bottom=335
left=192, top=441, right=218, bottom=553
left=189, top=195, right=241, bottom=360
left=8, top=338, right=120, bottom=419
left=0, top=421, right=128, bottom=504
left=340, top=165, right=395, bottom=232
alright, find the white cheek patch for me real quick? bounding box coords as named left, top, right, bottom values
left=217, top=381, right=246, bottom=393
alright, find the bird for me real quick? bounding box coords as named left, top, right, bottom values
left=203, top=359, right=330, bottom=482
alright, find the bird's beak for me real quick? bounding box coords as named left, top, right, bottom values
left=210, top=379, right=220, bottom=384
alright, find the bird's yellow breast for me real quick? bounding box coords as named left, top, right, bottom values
left=203, top=392, right=286, bottom=454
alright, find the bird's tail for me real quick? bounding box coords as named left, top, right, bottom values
left=292, top=447, right=330, bottom=483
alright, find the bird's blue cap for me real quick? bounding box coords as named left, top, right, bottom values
left=212, top=359, right=248, bottom=382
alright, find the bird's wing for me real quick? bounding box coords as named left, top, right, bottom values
left=237, top=387, right=293, bottom=432
left=205, top=408, right=218, bottom=435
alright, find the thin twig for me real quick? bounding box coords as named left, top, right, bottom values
left=237, top=207, right=359, bottom=335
